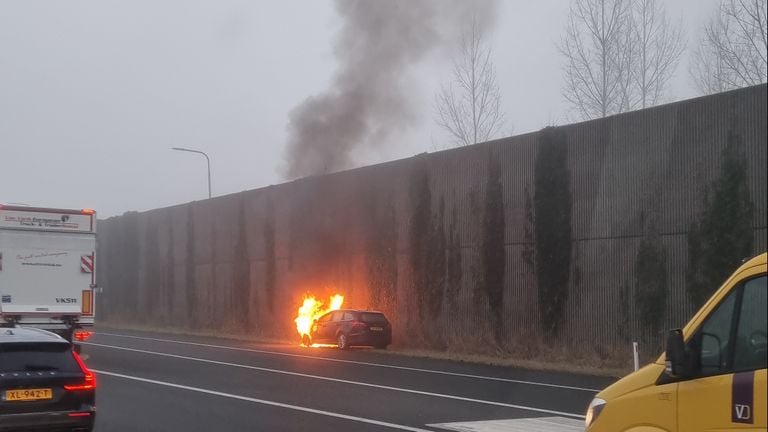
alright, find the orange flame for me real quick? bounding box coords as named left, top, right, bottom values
left=294, top=294, right=344, bottom=340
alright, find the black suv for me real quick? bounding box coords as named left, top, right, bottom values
left=0, top=327, right=95, bottom=432
left=309, top=309, right=392, bottom=349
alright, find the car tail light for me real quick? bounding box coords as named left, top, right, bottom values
left=351, top=321, right=367, bottom=329
left=74, top=329, right=93, bottom=342
left=65, top=351, right=96, bottom=391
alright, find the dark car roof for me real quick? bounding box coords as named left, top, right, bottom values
left=328, top=309, right=387, bottom=315
left=323, top=309, right=386, bottom=317
left=0, top=327, right=68, bottom=344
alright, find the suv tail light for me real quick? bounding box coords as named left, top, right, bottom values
left=64, top=351, right=96, bottom=391
left=351, top=321, right=367, bottom=329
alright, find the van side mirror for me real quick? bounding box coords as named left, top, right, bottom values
left=666, top=328, right=692, bottom=378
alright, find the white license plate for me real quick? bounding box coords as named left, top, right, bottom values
left=370, top=327, right=383, bottom=331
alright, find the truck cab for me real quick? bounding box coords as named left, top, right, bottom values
left=586, top=253, right=767, bottom=430
left=0, top=205, right=97, bottom=344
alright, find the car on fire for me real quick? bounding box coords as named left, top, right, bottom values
left=0, top=327, right=96, bottom=432
left=306, top=309, right=392, bottom=350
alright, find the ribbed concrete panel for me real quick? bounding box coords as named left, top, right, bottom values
left=96, top=85, right=767, bottom=361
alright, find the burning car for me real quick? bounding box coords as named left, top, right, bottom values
left=294, top=294, right=391, bottom=349
left=309, top=309, right=392, bottom=350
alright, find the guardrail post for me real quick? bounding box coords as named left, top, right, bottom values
left=633, top=341, right=640, bottom=371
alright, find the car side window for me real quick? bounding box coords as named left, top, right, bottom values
left=331, top=311, right=344, bottom=322
left=734, top=276, right=767, bottom=372
left=696, top=288, right=738, bottom=376
left=342, top=312, right=355, bottom=321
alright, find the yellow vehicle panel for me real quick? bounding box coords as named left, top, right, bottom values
left=587, top=253, right=767, bottom=431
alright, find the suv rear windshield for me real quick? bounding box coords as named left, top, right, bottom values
left=360, top=313, right=387, bottom=324
left=0, top=343, right=79, bottom=373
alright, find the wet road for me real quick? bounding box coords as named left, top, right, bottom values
left=83, top=329, right=615, bottom=431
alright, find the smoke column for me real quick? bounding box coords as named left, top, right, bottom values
left=283, top=0, right=499, bottom=179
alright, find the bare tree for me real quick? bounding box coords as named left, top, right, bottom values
left=692, top=0, right=768, bottom=94
left=435, top=18, right=504, bottom=147
left=560, top=0, right=635, bottom=119
left=560, top=0, right=686, bottom=118
left=630, top=0, right=685, bottom=108
left=691, top=31, right=735, bottom=94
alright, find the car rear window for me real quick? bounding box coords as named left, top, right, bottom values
left=0, top=343, right=79, bottom=373
left=360, top=313, right=387, bottom=324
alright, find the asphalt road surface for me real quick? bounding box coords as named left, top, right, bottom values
left=81, top=329, right=617, bottom=432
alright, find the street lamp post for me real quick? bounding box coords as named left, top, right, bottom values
left=171, top=147, right=211, bottom=199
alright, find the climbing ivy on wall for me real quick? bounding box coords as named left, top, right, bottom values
left=143, top=221, right=161, bottom=321
left=445, top=195, right=462, bottom=320
left=184, top=206, right=197, bottom=328
left=120, top=212, right=141, bottom=318
left=533, top=127, right=572, bottom=336
left=686, top=126, right=754, bottom=308
left=408, top=159, right=446, bottom=347
left=480, top=154, right=506, bottom=343
left=263, top=199, right=277, bottom=314
left=634, top=235, right=668, bottom=337
left=164, top=224, right=176, bottom=324
left=364, top=186, right=399, bottom=314
left=233, top=201, right=252, bottom=326
left=521, top=185, right=535, bottom=274
left=207, top=213, right=218, bottom=329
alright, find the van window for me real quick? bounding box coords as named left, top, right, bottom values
left=697, top=290, right=737, bottom=376
left=734, top=276, right=767, bottom=371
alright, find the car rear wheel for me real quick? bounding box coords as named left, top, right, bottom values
left=337, top=333, right=349, bottom=350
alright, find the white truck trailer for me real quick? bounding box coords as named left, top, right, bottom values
left=0, top=204, right=97, bottom=342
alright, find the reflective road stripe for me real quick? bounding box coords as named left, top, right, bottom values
left=95, top=332, right=601, bottom=392
left=93, top=369, right=435, bottom=432
left=84, top=341, right=586, bottom=419
left=428, top=417, right=584, bottom=432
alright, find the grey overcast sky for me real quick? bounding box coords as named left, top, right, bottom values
left=1, top=0, right=717, bottom=217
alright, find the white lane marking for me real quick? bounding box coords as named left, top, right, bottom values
left=428, top=417, right=584, bottom=432
left=95, top=332, right=600, bottom=392
left=92, top=369, right=433, bottom=432
left=84, top=342, right=585, bottom=419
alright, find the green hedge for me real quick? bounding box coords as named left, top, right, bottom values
left=686, top=127, right=754, bottom=308
left=481, top=154, right=506, bottom=343
left=534, top=127, right=572, bottom=336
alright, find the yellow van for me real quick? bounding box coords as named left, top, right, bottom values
left=586, top=253, right=767, bottom=431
